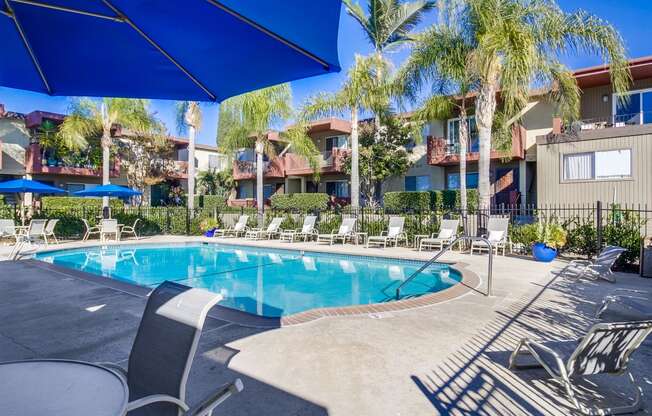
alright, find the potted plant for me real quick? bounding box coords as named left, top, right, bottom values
left=532, top=220, right=567, bottom=262
left=200, top=218, right=220, bottom=237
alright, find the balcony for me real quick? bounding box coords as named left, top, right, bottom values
left=25, top=143, right=120, bottom=177
left=544, top=114, right=652, bottom=142
left=284, top=148, right=350, bottom=176
left=427, top=125, right=526, bottom=166
left=157, top=159, right=188, bottom=179
left=232, top=157, right=285, bottom=181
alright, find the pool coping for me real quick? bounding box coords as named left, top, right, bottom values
left=27, top=238, right=483, bottom=327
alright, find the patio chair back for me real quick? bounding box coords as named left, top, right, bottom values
left=301, top=215, right=317, bottom=233
left=0, top=219, right=15, bottom=236
left=101, top=219, right=118, bottom=233
left=567, top=320, right=652, bottom=377
left=27, top=219, right=48, bottom=236
left=127, top=281, right=222, bottom=416
left=486, top=217, right=509, bottom=241
left=387, top=217, right=405, bottom=238
left=234, top=215, right=249, bottom=231
left=438, top=219, right=459, bottom=239
left=338, top=218, right=356, bottom=235
left=595, top=246, right=627, bottom=267
left=267, top=217, right=283, bottom=232
left=44, top=219, right=59, bottom=234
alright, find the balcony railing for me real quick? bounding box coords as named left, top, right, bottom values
left=284, top=148, right=350, bottom=175
left=25, top=143, right=119, bottom=177
left=427, top=125, right=526, bottom=166
left=232, top=157, right=285, bottom=180
left=556, top=112, right=652, bottom=134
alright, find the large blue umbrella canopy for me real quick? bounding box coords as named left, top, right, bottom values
left=74, top=184, right=142, bottom=197
left=0, top=178, right=65, bottom=194
left=0, top=0, right=342, bottom=101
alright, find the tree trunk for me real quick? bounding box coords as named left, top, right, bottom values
left=187, top=125, right=196, bottom=213
left=476, top=80, right=498, bottom=212
left=459, top=106, right=469, bottom=229
left=373, top=51, right=383, bottom=144
left=350, top=107, right=360, bottom=208
left=255, top=140, right=264, bottom=226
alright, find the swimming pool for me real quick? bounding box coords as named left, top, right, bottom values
left=35, top=243, right=461, bottom=318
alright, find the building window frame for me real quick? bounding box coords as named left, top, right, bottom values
left=612, top=87, right=652, bottom=125
left=560, top=148, right=633, bottom=183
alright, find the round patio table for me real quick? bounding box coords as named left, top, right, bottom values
left=0, top=359, right=129, bottom=416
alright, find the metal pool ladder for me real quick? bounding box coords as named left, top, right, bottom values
left=395, top=236, right=494, bottom=300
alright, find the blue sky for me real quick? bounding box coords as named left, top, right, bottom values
left=1, top=0, right=651, bottom=146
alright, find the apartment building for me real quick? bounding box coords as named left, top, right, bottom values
left=231, top=118, right=352, bottom=206
left=536, top=56, right=652, bottom=207
left=0, top=104, right=227, bottom=206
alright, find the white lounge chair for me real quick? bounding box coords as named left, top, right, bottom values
left=213, top=215, right=249, bottom=238
left=279, top=215, right=318, bottom=242
left=510, top=320, right=652, bottom=415
left=82, top=218, right=101, bottom=241
left=470, top=217, right=510, bottom=256
left=366, top=217, right=406, bottom=248
left=19, top=219, right=48, bottom=245
left=120, top=218, right=140, bottom=240
left=245, top=217, right=283, bottom=240
left=0, top=219, right=19, bottom=243
left=419, top=219, right=460, bottom=251
left=317, top=218, right=357, bottom=245
left=100, top=219, right=120, bottom=242
left=595, top=289, right=652, bottom=321
left=43, top=219, right=59, bottom=244
left=560, top=246, right=627, bottom=282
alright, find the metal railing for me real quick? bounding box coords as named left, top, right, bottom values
left=395, top=235, right=494, bottom=300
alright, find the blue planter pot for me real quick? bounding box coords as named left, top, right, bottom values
left=204, top=228, right=216, bottom=237
left=532, top=242, right=557, bottom=262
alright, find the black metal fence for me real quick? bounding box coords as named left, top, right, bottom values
left=1, top=201, right=650, bottom=263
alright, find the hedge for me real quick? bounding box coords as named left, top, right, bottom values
left=41, top=196, right=123, bottom=211
left=0, top=195, right=4, bottom=205
left=383, top=192, right=430, bottom=211
left=194, top=195, right=227, bottom=210
left=384, top=190, right=479, bottom=211
left=270, top=193, right=329, bottom=211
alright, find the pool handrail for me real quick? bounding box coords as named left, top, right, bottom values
left=395, top=236, right=494, bottom=299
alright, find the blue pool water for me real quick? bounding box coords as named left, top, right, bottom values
left=35, top=243, right=461, bottom=317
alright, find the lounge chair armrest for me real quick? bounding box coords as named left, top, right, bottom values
left=127, top=394, right=190, bottom=412
left=97, top=362, right=127, bottom=378
left=185, top=379, right=244, bottom=416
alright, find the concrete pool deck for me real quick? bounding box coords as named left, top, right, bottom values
left=2, top=236, right=652, bottom=415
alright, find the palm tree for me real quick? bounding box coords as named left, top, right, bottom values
left=301, top=54, right=393, bottom=208
left=343, top=0, right=436, bottom=140
left=218, top=84, right=320, bottom=224
left=176, top=101, right=202, bottom=212
left=58, top=98, right=159, bottom=208
left=405, top=0, right=630, bottom=211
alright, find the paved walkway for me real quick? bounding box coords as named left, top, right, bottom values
left=1, top=236, right=651, bottom=415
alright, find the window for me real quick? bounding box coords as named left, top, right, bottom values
left=325, top=136, right=348, bottom=151
left=613, top=89, right=652, bottom=125
left=562, top=149, right=631, bottom=181
left=447, top=172, right=479, bottom=190
left=326, top=181, right=349, bottom=198
left=237, top=182, right=254, bottom=199
left=66, top=183, right=85, bottom=195
left=405, top=175, right=430, bottom=191
left=447, top=116, right=479, bottom=152
left=263, top=184, right=275, bottom=200
left=208, top=154, right=223, bottom=170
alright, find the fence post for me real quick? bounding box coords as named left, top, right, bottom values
left=596, top=200, right=603, bottom=252
left=186, top=207, right=191, bottom=235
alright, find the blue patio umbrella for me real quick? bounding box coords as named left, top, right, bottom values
left=0, top=178, right=65, bottom=194
left=0, top=0, right=342, bottom=101
left=74, top=184, right=142, bottom=198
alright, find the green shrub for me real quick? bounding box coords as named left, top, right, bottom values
left=270, top=193, right=329, bottom=211
left=431, top=190, right=478, bottom=210
left=509, top=223, right=538, bottom=251
left=603, top=210, right=644, bottom=265
left=194, top=195, right=227, bottom=210
left=0, top=195, right=4, bottom=206
left=563, top=216, right=598, bottom=257
left=383, top=192, right=430, bottom=212
left=41, top=196, right=122, bottom=211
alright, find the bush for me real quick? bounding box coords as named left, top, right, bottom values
left=270, top=193, right=329, bottom=211
left=41, top=196, right=123, bottom=211
left=194, top=195, right=227, bottom=210
left=383, top=192, right=430, bottom=212
left=563, top=216, right=598, bottom=257
left=431, top=190, right=478, bottom=210
left=0, top=195, right=4, bottom=205
left=603, top=210, right=644, bottom=265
